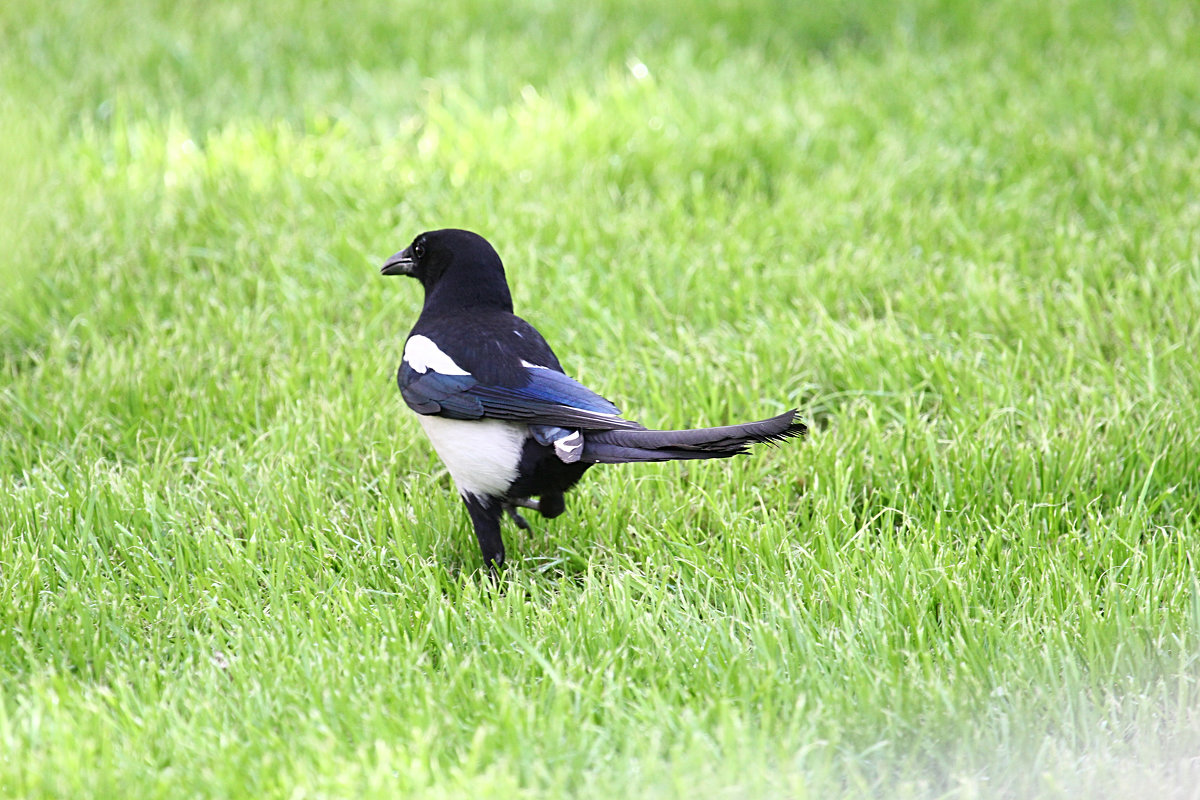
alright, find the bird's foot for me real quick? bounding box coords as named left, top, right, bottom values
left=504, top=502, right=535, bottom=530
left=503, top=495, right=563, bottom=527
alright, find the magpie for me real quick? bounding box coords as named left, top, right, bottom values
left=381, top=228, right=806, bottom=569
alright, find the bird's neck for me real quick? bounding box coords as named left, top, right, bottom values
left=421, top=273, right=514, bottom=315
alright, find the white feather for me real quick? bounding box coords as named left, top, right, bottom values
left=553, top=430, right=584, bottom=463
left=416, top=415, right=527, bottom=497
left=404, top=335, right=470, bottom=376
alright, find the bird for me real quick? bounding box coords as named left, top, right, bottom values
left=381, top=228, right=806, bottom=569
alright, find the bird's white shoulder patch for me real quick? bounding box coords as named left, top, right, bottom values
left=404, top=335, right=470, bottom=376
left=416, top=416, right=526, bottom=498
left=520, top=359, right=550, bottom=370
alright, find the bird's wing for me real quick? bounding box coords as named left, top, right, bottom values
left=398, top=336, right=643, bottom=431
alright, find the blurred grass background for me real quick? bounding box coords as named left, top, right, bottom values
left=2, top=1, right=1199, bottom=798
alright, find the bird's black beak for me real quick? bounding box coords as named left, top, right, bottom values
left=380, top=247, right=416, bottom=276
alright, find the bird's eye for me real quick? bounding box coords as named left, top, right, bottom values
left=413, top=242, right=426, bottom=259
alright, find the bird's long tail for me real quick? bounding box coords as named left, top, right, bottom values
left=579, top=410, right=806, bottom=464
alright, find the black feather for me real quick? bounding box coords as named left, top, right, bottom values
left=581, top=410, right=806, bottom=463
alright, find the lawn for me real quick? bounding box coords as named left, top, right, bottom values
left=2, top=1, right=1199, bottom=797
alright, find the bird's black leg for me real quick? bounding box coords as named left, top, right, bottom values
left=507, top=494, right=564, bottom=519
left=462, top=494, right=505, bottom=570
left=503, top=503, right=532, bottom=531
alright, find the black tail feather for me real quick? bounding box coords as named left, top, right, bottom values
left=580, top=410, right=806, bottom=464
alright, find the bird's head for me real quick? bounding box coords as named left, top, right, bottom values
left=381, top=228, right=512, bottom=311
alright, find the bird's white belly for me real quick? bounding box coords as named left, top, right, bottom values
left=416, top=415, right=527, bottom=498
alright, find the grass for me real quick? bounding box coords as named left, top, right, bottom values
left=2, top=0, right=1199, bottom=796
